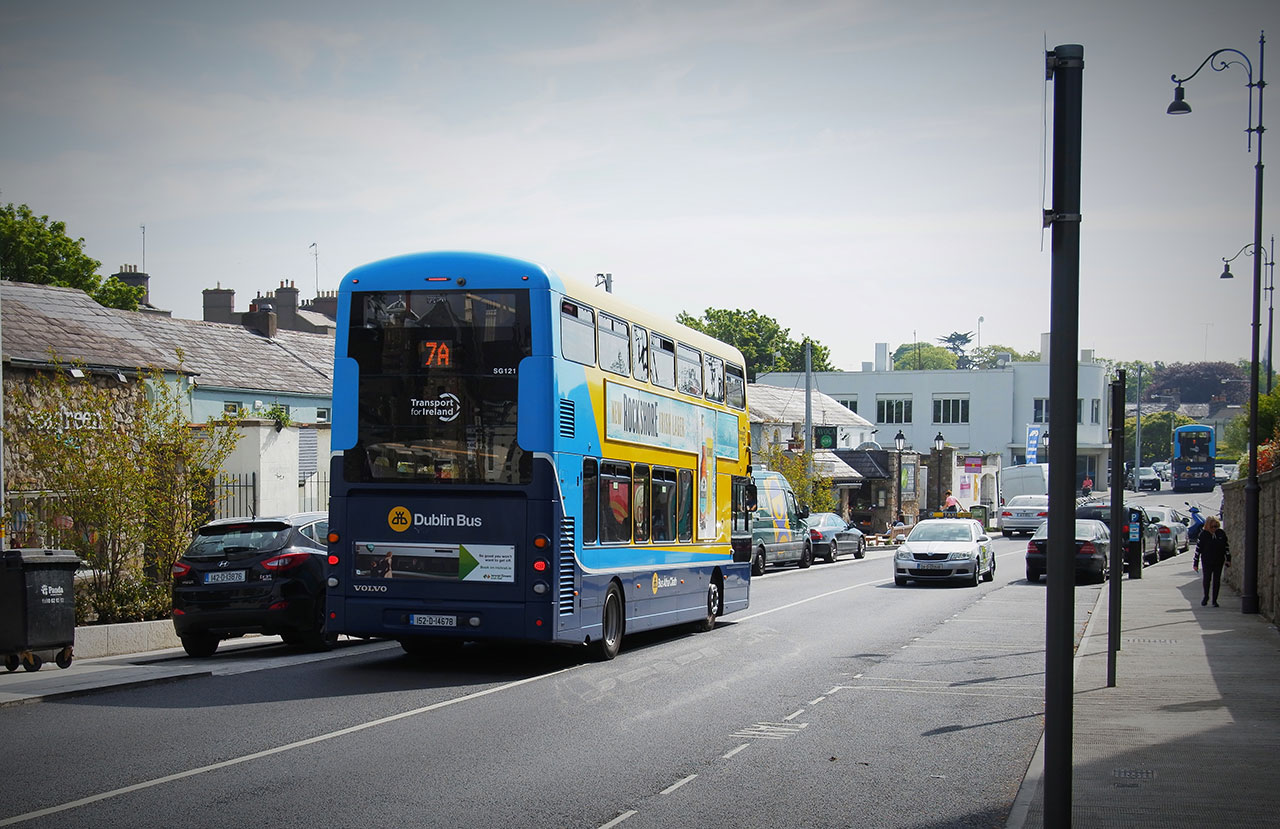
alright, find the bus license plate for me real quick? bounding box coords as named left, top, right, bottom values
left=204, top=570, right=246, bottom=584
left=410, top=614, right=457, bottom=628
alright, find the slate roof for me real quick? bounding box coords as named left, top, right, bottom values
left=835, top=448, right=891, bottom=480
left=1, top=281, right=333, bottom=395
left=747, top=382, right=874, bottom=428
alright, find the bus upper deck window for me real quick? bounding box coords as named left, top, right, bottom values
left=651, top=333, right=676, bottom=390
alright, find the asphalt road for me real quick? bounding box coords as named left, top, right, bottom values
left=0, top=536, right=1103, bottom=829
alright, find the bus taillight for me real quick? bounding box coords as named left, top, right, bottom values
left=533, top=559, right=548, bottom=572
left=327, top=554, right=339, bottom=565
left=533, top=535, right=549, bottom=550
left=327, top=531, right=340, bottom=544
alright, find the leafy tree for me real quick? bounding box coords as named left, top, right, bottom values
left=892, top=342, right=957, bottom=371
left=763, top=444, right=836, bottom=514
left=968, top=344, right=1039, bottom=369
left=1100, top=359, right=1165, bottom=403
left=1124, top=410, right=1196, bottom=466
left=676, top=308, right=833, bottom=380
left=1220, top=385, right=1280, bottom=461
left=3, top=354, right=242, bottom=623
left=1145, top=361, right=1248, bottom=405
left=0, top=202, right=142, bottom=310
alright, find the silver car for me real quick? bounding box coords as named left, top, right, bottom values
left=894, top=518, right=995, bottom=587
left=1144, top=506, right=1190, bottom=559
left=999, top=494, right=1049, bottom=537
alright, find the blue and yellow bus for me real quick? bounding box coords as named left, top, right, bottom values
left=1171, top=424, right=1215, bottom=493
left=324, top=252, right=754, bottom=659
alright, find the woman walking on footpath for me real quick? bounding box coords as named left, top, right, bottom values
left=1193, top=515, right=1231, bottom=607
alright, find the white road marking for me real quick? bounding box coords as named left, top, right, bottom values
left=783, top=708, right=805, bottom=721
left=808, top=695, right=826, bottom=705
left=660, top=774, right=697, bottom=795
left=599, top=810, right=638, bottom=828
left=722, top=743, right=750, bottom=759
left=0, top=666, right=581, bottom=828
left=736, top=576, right=894, bottom=621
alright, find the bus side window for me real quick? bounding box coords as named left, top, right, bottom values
left=704, top=354, right=725, bottom=403
left=725, top=363, right=746, bottom=410
left=634, top=463, right=650, bottom=543
left=651, top=333, right=676, bottom=389
left=601, top=461, right=632, bottom=543
left=677, top=344, right=702, bottom=396
left=598, top=313, right=629, bottom=376
left=652, top=469, right=677, bottom=542
left=561, top=300, right=596, bottom=365
left=632, top=324, right=649, bottom=382
left=678, top=468, right=694, bottom=541
left=582, top=458, right=598, bottom=544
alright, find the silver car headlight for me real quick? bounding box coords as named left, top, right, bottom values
left=895, top=548, right=914, bottom=561
left=948, top=550, right=976, bottom=561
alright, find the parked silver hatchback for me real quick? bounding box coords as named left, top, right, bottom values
left=999, top=494, right=1049, bottom=537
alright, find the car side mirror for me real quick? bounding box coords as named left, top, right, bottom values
left=977, top=535, right=990, bottom=543
left=798, top=504, right=810, bottom=520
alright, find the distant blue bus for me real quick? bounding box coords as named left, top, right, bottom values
left=323, top=252, right=754, bottom=660
left=1172, top=424, right=1215, bottom=493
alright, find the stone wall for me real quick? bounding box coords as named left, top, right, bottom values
left=2, top=368, right=143, bottom=489
left=1221, top=468, right=1280, bottom=622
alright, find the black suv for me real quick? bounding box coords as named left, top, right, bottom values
left=1074, top=503, right=1159, bottom=577
left=172, top=512, right=335, bottom=657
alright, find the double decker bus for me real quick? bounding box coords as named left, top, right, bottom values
left=324, top=252, right=754, bottom=659
left=1171, top=424, right=1215, bottom=492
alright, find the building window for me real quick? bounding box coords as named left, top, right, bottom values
left=877, top=396, right=912, bottom=424
left=1033, top=398, right=1050, bottom=423
left=1091, top=399, right=1101, bottom=424
left=223, top=402, right=240, bottom=415
left=315, top=408, right=330, bottom=424
left=838, top=397, right=858, bottom=413
left=933, top=395, right=969, bottom=424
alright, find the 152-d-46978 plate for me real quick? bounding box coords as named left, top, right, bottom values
left=410, top=614, right=457, bottom=628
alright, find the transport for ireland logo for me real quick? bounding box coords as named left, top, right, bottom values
left=388, top=506, right=411, bottom=532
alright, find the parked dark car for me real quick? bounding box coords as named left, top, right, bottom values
left=1125, top=467, right=1161, bottom=491
left=1025, top=519, right=1111, bottom=584
left=804, top=512, right=866, bottom=561
left=171, top=512, right=335, bottom=657
left=1075, top=503, right=1159, bottom=577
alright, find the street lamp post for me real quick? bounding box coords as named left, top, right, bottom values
left=894, top=430, right=906, bottom=526
left=1222, top=241, right=1276, bottom=393
left=1169, top=30, right=1267, bottom=614
left=933, top=432, right=945, bottom=514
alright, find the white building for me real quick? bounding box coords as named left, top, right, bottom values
left=757, top=334, right=1112, bottom=491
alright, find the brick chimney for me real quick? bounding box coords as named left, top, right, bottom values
left=274, top=280, right=299, bottom=330
left=243, top=296, right=278, bottom=338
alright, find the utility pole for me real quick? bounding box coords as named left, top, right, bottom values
left=1135, top=363, right=1143, bottom=475
left=804, top=340, right=813, bottom=484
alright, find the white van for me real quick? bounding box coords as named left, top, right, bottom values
left=750, top=469, right=810, bottom=575
left=1000, top=463, right=1049, bottom=502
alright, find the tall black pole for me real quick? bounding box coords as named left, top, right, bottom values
left=1108, top=372, right=1126, bottom=687
left=1243, top=32, right=1264, bottom=611
left=1044, top=43, right=1084, bottom=828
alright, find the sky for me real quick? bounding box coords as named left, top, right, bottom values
left=2, top=0, right=1278, bottom=370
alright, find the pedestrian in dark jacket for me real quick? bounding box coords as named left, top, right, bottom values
left=1193, top=516, right=1230, bottom=607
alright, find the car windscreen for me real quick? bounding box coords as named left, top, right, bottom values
left=185, top=523, right=293, bottom=558
left=908, top=523, right=974, bottom=542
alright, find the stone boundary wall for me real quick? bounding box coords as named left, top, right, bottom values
left=1221, top=468, right=1279, bottom=622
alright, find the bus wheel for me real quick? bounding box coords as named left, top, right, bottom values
left=752, top=546, right=767, bottom=577
left=696, top=579, right=721, bottom=632
left=595, top=584, right=624, bottom=661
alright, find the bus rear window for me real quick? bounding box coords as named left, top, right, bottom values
left=344, top=289, right=532, bottom=485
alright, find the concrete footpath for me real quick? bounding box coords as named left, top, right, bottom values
left=1009, top=555, right=1280, bottom=827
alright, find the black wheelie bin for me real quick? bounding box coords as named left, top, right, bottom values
left=1, top=548, right=81, bottom=672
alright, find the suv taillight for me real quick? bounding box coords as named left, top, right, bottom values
left=262, top=552, right=310, bottom=571
left=171, top=561, right=191, bottom=577
left=809, top=529, right=823, bottom=542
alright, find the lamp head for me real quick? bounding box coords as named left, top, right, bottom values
left=933, top=432, right=945, bottom=452
left=1221, top=260, right=1234, bottom=279
left=1167, top=84, right=1192, bottom=115
left=894, top=430, right=906, bottom=452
